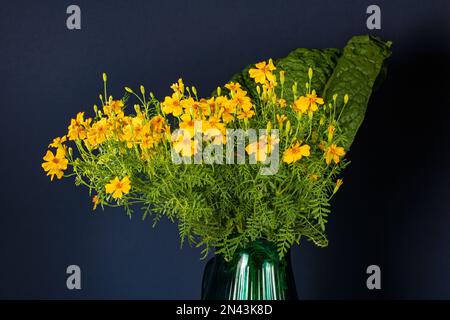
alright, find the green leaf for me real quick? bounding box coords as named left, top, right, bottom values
left=228, top=48, right=341, bottom=103
left=228, top=35, right=392, bottom=150
left=323, top=35, right=392, bottom=150
left=275, top=48, right=341, bottom=104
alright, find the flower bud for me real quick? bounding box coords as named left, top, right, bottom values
left=327, top=124, right=335, bottom=142
left=217, top=86, right=221, bottom=96
left=140, top=85, right=145, bottom=95
left=308, top=67, right=313, bottom=80
left=93, top=104, right=98, bottom=113
left=125, top=87, right=133, bottom=93
left=285, top=120, right=291, bottom=136
left=292, top=82, right=298, bottom=95
left=333, top=93, right=338, bottom=102
left=319, top=116, right=325, bottom=125
left=344, top=94, right=349, bottom=104
left=266, top=121, right=272, bottom=134
left=279, top=70, right=285, bottom=85
left=333, top=179, right=343, bottom=194
left=192, top=86, right=197, bottom=97
left=102, top=73, right=107, bottom=82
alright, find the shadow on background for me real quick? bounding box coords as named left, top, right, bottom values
left=292, top=20, right=450, bottom=299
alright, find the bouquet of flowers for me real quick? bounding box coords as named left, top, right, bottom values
left=42, top=35, right=391, bottom=260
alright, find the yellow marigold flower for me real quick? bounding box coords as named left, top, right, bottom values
left=245, top=142, right=267, bottom=162
left=172, top=131, right=199, bottom=157
left=199, top=97, right=216, bottom=116
left=262, top=78, right=277, bottom=91
left=180, top=96, right=194, bottom=111
left=92, top=195, right=100, bottom=210
left=203, top=127, right=225, bottom=145
left=215, top=96, right=230, bottom=108
left=170, top=78, right=184, bottom=96
left=225, top=82, right=241, bottom=92
left=48, top=136, right=67, bottom=149
left=68, top=112, right=91, bottom=140
left=103, top=100, right=124, bottom=116
left=150, top=115, right=166, bottom=133
left=292, top=90, right=324, bottom=114
left=162, top=94, right=183, bottom=116
left=105, top=176, right=131, bottom=199
left=216, top=97, right=235, bottom=123
left=292, top=96, right=308, bottom=114
left=283, top=142, right=310, bottom=164
left=42, top=147, right=68, bottom=181
left=277, top=99, right=286, bottom=108
left=276, top=114, right=287, bottom=125
left=121, top=117, right=144, bottom=148
left=191, top=101, right=204, bottom=118
left=179, top=113, right=196, bottom=136
left=221, top=111, right=235, bottom=123
left=237, top=109, right=255, bottom=120
left=140, top=123, right=157, bottom=149
left=206, top=116, right=226, bottom=132
left=260, top=134, right=279, bottom=153
left=86, top=118, right=109, bottom=147
left=249, top=59, right=276, bottom=84
left=325, top=143, right=345, bottom=165
left=245, top=134, right=279, bottom=162
left=230, top=90, right=252, bottom=111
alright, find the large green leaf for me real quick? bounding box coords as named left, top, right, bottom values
left=228, top=35, right=392, bottom=150
left=322, top=35, right=392, bottom=149
left=229, top=48, right=341, bottom=103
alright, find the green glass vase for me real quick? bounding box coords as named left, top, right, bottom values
left=201, top=240, right=298, bottom=300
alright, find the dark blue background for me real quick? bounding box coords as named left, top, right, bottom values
left=1, top=0, right=449, bottom=299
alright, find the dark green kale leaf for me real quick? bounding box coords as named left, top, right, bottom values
left=323, top=35, right=392, bottom=150
left=228, top=35, right=392, bottom=150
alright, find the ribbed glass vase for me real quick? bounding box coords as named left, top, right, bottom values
left=201, top=240, right=298, bottom=300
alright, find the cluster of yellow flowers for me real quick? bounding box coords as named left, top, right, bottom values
left=42, top=59, right=348, bottom=204
left=66, top=104, right=169, bottom=151
left=162, top=77, right=257, bottom=157
left=246, top=58, right=346, bottom=167
left=42, top=79, right=171, bottom=200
